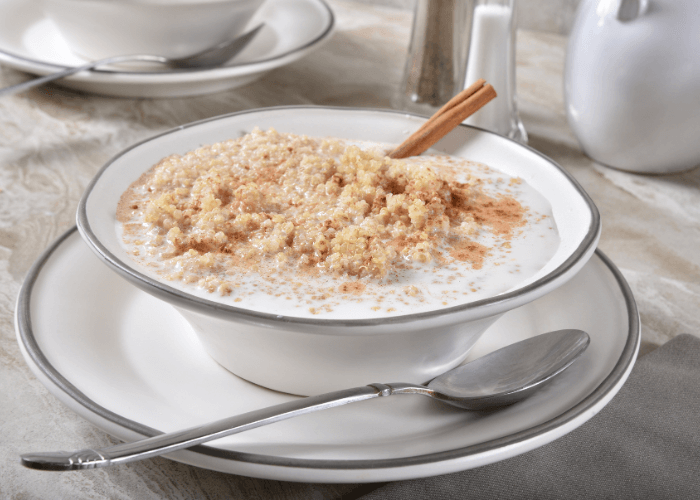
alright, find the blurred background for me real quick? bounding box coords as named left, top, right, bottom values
left=356, top=0, right=581, bottom=33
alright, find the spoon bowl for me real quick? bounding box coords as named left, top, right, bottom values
left=427, top=329, right=590, bottom=409
left=20, top=329, right=589, bottom=471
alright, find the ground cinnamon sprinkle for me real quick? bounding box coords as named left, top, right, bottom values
left=449, top=239, right=489, bottom=269
left=464, top=193, right=525, bottom=237
left=338, top=282, right=366, bottom=295
left=118, top=128, right=528, bottom=298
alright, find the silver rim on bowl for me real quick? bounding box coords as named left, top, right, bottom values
left=76, top=105, right=602, bottom=329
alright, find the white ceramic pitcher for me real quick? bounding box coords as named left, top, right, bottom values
left=564, top=0, right=700, bottom=174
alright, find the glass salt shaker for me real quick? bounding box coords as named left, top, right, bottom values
left=395, top=0, right=527, bottom=143
left=464, top=0, right=526, bottom=142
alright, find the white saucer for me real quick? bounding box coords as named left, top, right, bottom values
left=16, top=228, right=639, bottom=483
left=0, top=0, right=334, bottom=98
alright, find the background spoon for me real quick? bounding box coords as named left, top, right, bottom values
left=0, top=23, right=265, bottom=97
left=20, top=329, right=589, bottom=471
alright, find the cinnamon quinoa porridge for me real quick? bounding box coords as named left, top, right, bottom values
left=117, top=128, right=559, bottom=318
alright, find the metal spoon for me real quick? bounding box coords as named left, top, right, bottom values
left=20, top=329, right=589, bottom=471
left=0, top=24, right=265, bottom=97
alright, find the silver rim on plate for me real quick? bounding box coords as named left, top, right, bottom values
left=19, top=106, right=634, bottom=473
left=16, top=230, right=639, bottom=471
left=0, top=0, right=335, bottom=76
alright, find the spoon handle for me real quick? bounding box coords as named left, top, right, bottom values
left=0, top=55, right=167, bottom=97
left=20, top=383, right=411, bottom=470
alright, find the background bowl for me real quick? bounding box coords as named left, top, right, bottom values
left=77, top=106, right=600, bottom=396
left=42, top=0, right=266, bottom=60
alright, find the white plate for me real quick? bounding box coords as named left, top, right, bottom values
left=16, top=228, right=639, bottom=482
left=0, top=0, right=334, bottom=98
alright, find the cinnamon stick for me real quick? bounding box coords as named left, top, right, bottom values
left=389, top=80, right=497, bottom=159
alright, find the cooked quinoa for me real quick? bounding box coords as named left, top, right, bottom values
left=118, top=128, right=525, bottom=295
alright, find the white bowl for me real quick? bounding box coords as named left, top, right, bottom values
left=42, top=0, right=266, bottom=60
left=77, top=106, right=600, bottom=396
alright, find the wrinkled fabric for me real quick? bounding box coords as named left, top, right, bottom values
left=351, top=334, right=700, bottom=500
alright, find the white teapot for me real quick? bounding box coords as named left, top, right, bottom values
left=564, top=0, right=700, bottom=174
